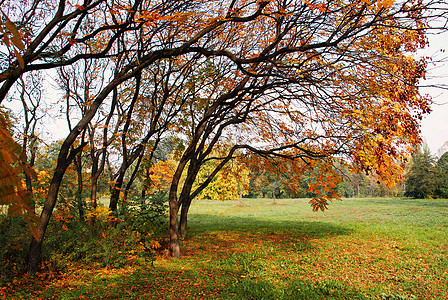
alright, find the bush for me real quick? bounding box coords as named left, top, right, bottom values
left=0, top=192, right=169, bottom=281
left=0, top=216, right=30, bottom=284
left=44, top=192, right=169, bottom=271
left=120, top=191, right=168, bottom=239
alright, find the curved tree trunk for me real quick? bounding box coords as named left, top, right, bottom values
left=109, top=171, right=125, bottom=213
left=177, top=158, right=201, bottom=238
left=27, top=158, right=70, bottom=273
left=27, top=137, right=86, bottom=273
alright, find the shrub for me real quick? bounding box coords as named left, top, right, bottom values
left=43, top=192, right=169, bottom=271
left=0, top=216, right=30, bottom=284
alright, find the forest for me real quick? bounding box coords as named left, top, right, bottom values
left=1, top=0, right=448, bottom=297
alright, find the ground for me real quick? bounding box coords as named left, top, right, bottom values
left=2, top=197, right=447, bottom=299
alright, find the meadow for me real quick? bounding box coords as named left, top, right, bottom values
left=3, top=197, right=448, bottom=299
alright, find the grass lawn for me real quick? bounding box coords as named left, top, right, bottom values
left=2, top=197, right=448, bottom=299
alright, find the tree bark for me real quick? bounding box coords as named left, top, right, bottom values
left=89, top=177, right=98, bottom=226
left=177, top=160, right=200, bottom=238
left=27, top=161, right=69, bottom=274
left=75, top=152, right=85, bottom=221
left=179, top=201, right=191, bottom=238
left=169, top=193, right=181, bottom=258
left=168, top=159, right=189, bottom=258
left=237, top=179, right=243, bottom=205
left=141, top=168, right=149, bottom=198
left=109, top=171, right=125, bottom=213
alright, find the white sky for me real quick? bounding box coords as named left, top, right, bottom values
left=419, top=29, right=448, bottom=156
left=6, top=20, right=448, bottom=156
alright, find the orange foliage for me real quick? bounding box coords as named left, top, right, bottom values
left=145, top=160, right=176, bottom=193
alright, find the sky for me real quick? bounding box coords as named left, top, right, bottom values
left=6, top=18, right=448, bottom=157
left=419, top=29, right=448, bottom=156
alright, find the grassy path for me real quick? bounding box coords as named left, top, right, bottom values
left=3, top=198, right=448, bottom=299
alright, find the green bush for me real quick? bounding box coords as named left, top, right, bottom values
left=44, top=192, right=169, bottom=271
left=120, top=191, right=168, bottom=239
left=0, top=216, right=30, bottom=284
left=0, top=192, right=169, bottom=281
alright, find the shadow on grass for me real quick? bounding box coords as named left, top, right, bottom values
left=35, top=265, right=226, bottom=300
left=188, top=213, right=352, bottom=239
left=227, top=277, right=370, bottom=300
left=34, top=264, right=369, bottom=300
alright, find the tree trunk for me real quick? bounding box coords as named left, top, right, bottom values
left=169, top=194, right=180, bottom=258
left=89, top=148, right=107, bottom=226
left=168, top=159, right=189, bottom=258
left=89, top=179, right=98, bottom=226
left=26, top=136, right=85, bottom=273
left=237, top=180, right=243, bottom=205
left=123, top=151, right=145, bottom=203
left=109, top=171, right=125, bottom=212
left=142, top=168, right=149, bottom=198
left=177, top=160, right=200, bottom=238
left=179, top=200, right=191, bottom=238
left=23, top=168, right=34, bottom=211
left=27, top=166, right=66, bottom=274
left=22, top=136, right=37, bottom=212
left=75, top=153, right=84, bottom=221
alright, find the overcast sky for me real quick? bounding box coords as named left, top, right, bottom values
left=419, top=29, right=448, bottom=156
left=7, top=21, right=447, bottom=157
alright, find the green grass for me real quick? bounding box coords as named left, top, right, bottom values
left=2, top=197, right=448, bottom=299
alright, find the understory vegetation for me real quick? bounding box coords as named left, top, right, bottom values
left=0, top=192, right=168, bottom=286
left=1, top=197, right=447, bottom=299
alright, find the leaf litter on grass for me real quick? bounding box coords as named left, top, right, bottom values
left=3, top=198, right=448, bottom=299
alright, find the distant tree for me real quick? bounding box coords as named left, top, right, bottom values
left=436, top=152, right=448, bottom=198
left=193, top=153, right=250, bottom=202
left=405, top=146, right=440, bottom=198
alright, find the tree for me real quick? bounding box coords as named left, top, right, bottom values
left=0, top=0, right=147, bottom=103
left=164, top=0, right=442, bottom=257
left=24, top=0, right=231, bottom=272
left=436, top=151, right=448, bottom=198
left=194, top=151, right=250, bottom=202
left=405, top=146, right=440, bottom=198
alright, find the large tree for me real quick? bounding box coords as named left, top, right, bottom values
left=405, top=146, right=440, bottom=198
left=165, top=0, right=444, bottom=256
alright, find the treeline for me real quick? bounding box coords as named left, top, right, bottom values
left=404, top=147, right=448, bottom=199
left=24, top=137, right=448, bottom=206
left=247, top=147, right=448, bottom=200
